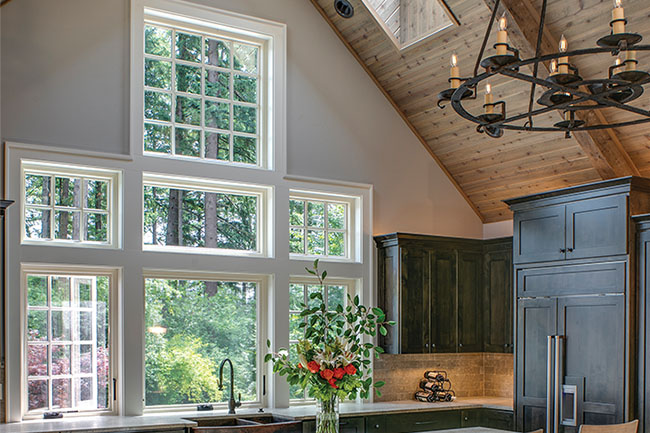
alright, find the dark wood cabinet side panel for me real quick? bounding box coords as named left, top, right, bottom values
left=401, top=248, right=430, bottom=354
left=379, top=247, right=400, bottom=353
left=458, top=250, right=483, bottom=352
left=431, top=250, right=457, bottom=353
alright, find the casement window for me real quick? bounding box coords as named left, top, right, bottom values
left=143, top=272, right=265, bottom=408
left=288, top=279, right=354, bottom=401
left=142, top=173, right=271, bottom=256
left=289, top=191, right=360, bottom=261
left=142, top=15, right=266, bottom=167
left=23, top=269, right=116, bottom=417
left=21, top=162, right=120, bottom=248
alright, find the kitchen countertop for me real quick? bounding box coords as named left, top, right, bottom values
left=0, top=397, right=513, bottom=433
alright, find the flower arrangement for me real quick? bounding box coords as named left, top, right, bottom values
left=265, top=260, right=394, bottom=433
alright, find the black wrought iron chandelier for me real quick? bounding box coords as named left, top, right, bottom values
left=437, top=0, right=650, bottom=138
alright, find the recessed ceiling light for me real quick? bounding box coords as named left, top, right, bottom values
left=334, top=0, right=354, bottom=18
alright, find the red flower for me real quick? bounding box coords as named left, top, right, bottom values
left=320, top=369, right=335, bottom=380
left=344, top=364, right=357, bottom=375
left=307, top=361, right=320, bottom=373
left=328, top=378, right=338, bottom=388
left=298, top=363, right=304, bottom=369
left=333, top=367, right=345, bottom=379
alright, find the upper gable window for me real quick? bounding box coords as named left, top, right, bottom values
left=142, top=14, right=267, bottom=167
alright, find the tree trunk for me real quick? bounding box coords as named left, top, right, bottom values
left=166, top=189, right=183, bottom=246
left=60, top=179, right=69, bottom=239
left=72, top=180, right=81, bottom=240
left=42, top=178, right=51, bottom=238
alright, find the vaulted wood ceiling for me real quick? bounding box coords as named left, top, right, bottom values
left=310, top=0, right=650, bottom=222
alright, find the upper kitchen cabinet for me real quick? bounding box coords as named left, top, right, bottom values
left=506, top=177, right=650, bottom=265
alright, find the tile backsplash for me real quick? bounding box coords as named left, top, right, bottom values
left=373, top=352, right=513, bottom=402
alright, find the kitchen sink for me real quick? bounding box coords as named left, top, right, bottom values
left=186, top=415, right=301, bottom=433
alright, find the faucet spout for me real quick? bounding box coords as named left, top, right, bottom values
left=218, top=358, right=242, bottom=414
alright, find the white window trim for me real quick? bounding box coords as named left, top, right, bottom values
left=20, top=160, right=123, bottom=250
left=289, top=190, right=362, bottom=263
left=141, top=269, right=269, bottom=412
left=20, top=264, right=121, bottom=419
left=142, top=172, right=273, bottom=258
left=130, top=0, right=287, bottom=174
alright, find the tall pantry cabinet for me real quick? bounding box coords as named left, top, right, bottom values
left=505, top=177, right=650, bottom=433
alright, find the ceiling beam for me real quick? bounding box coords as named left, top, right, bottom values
left=483, top=0, right=641, bottom=179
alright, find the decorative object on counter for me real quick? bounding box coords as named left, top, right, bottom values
left=265, top=260, right=394, bottom=433
left=415, top=370, right=456, bottom=402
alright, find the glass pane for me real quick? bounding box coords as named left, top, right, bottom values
left=52, top=345, right=71, bottom=375
left=205, top=70, right=230, bottom=98
left=205, top=101, right=230, bottom=129
left=289, top=228, right=304, bottom=254
left=289, top=345, right=305, bottom=399
left=233, top=43, right=258, bottom=73
left=307, top=285, right=324, bottom=308
left=55, top=210, right=81, bottom=240
left=327, top=232, right=345, bottom=257
left=85, top=180, right=108, bottom=210
left=79, top=344, right=93, bottom=374
left=233, top=136, right=257, bottom=164
left=307, top=230, right=325, bottom=256
left=51, top=277, right=71, bottom=307
left=25, top=174, right=51, bottom=205
left=289, top=200, right=305, bottom=226
left=175, top=64, right=201, bottom=94
left=205, top=38, right=230, bottom=67
left=327, top=203, right=346, bottom=229
left=76, top=278, right=93, bottom=308
left=175, top=32, right=201, bottom=63
left=51, top=311, right=72, bottom=341
left=204, top=132, right=230, bottom=161
left=217, top=194, right=257, bottom=251
left=144, top=123, right=172, bottom=154
left=144, top=279, right=258, bottom=406
left=145, top=25, right=171, bottom=57
left=85, top=213, right=108, bottom=242
left=144, top=58, right=171, bottom=90
left=27, top=275, right=48, bottom=307
left=234, top=75, right=257, bottom=103
left=27, top=345, right=47, bottom=376
left=52, top=378, right=72, bottom=409
left=174, top=127, right=201, bottom=157
left=145, top=90, right=171, bottom=121
left=233, top=105, right=257, bottom=134
left=28, top=379, right=48, bottom=410
left=175, top=95, right=201, bottom=126
left=25, top=208, right=51, bottom=239
left=54, top=177, right=81, bottom=208
left=290, top=314, right=303, bottom=340
left=28, top=310, right=48, bottom=341
left=77, top=377, right=94, bottom=403
left=327, top=285, right=345, bottom=310
left=307, top=202, right=325, bottom=228
left=289, top=284, right=305, bottom=310
left=79, top=312, right=93, bottom=341
left=142, top=186, right=170, bottom=246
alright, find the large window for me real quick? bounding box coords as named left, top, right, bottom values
left=144, top=275, right=262, bottom=407
left=143, top=173, right=269, bottom=255
left=24, top=270, right=113, bottom=416
left=21, top=162, right=120, bottom=248
left=143, top=20, right=263, bottom=166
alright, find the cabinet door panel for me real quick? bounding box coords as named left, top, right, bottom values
left=514, top=205, right=566, bottom=264
left=385, top=410, right=461, bottom=432
left=400, top=247, right=430, bottom=353
left=458, top=251, right=483, bottom=352
left=516, top=298, right=557, bottom=432
left=484, top=249, right=513, bottom=352
left=431, top=250, right=457, bottom=353
left=558, top=295, right=625, bottom=427
left=566, top=195, right=627, bottom=260
left=517, top=262, right=626, bottom=297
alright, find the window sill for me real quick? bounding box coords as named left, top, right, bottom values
left=289, top=254, right=360, bottom=264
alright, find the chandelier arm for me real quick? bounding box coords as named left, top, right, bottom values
left=474, top=0, right=501, bottom=78
left=527, top=0, right=549, bottom=129
left=496, top=116, right=650, bottom=132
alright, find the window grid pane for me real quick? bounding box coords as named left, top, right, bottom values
left=289, top=199, right=348, bottom=258
left=144, top=24, right=261, bottom=166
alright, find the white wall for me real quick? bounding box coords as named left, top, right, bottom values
left=1, top=0, right=484, bottom=239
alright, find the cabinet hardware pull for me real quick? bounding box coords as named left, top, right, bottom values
left=414, top=421, right=436, bottom=425
left=560, top=248, right=566, bottom=253
left=374, top=425, right=380, bottom=429
left=459, top=343, right=463, bottom=347
left=567, top=248, right=574, bottom=252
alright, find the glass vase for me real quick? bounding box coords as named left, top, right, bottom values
left=316, top=396, right=339, bottom=433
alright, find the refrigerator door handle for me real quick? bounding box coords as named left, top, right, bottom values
left=547, top=335, right=554, bottom=433
left=554, top=336, right=565, bottom=433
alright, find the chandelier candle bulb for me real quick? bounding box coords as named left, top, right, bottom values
left=559, top=35, right=569, bottom=74
left=550, top=59, right=558, bottom=76
left=485, top=84, right=494, bottom=114
left=496, top=14, right=508, bottom=55
left=450, top=53, right=460, bottom=88
left=612, top=0, right=625, bottom=34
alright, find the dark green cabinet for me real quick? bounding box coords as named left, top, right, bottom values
left=375, top=233, right=512, bottom=354
left=362, top=409, right=513, bottom=433
left=461, top=409, right=514, bottom=430
left=303, top=417, right=364, bottom=433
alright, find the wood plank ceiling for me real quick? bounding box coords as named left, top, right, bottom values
left=310, top=0, right=650, bottom=222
